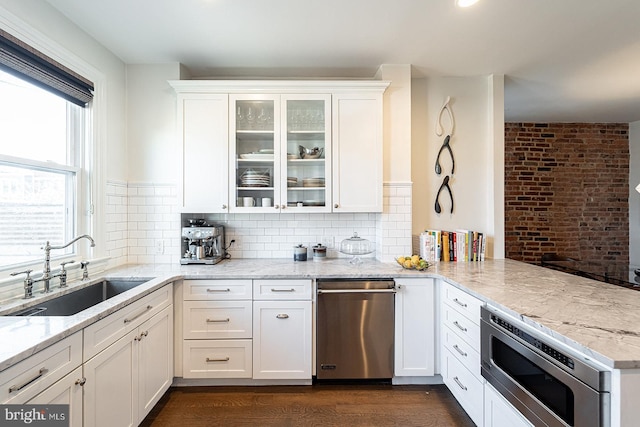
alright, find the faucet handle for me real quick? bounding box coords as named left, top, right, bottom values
left=11, top=270, right=34, bottom=299
left=58, top=261, right=75, bottom=288
left=80, top=261, right=90, bottom=280
left=11, top=269, right=33, bottom=278
left=60, top=260, right=75, bottom=270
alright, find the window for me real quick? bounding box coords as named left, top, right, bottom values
left=0, top=69, right=88, bottom=270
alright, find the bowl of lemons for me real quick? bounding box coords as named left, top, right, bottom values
left=396, top=255, right=430, bottom=271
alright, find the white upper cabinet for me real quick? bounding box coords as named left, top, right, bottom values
left=176, top=93, right=229, bottom=213
left=170, top=81, right=388, bottom=214
left=332, top=92, right=384, bottom=212
left=280, top=94, right=332, bottom=212
left=229, top=94, right=281, bottom=212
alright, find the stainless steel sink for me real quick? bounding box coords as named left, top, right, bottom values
left=8, top=279, right=149, bottom=316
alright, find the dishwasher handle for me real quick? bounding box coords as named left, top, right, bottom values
left=317, top=288, right=396, bottom=294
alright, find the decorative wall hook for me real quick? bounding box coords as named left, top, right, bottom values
left=435, top=96, right=455, bottom=136
left=435, top=175, right=454, bottom=214
left=435, top=134, right=455, bottom=175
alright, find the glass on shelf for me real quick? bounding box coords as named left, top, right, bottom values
left=236, top=100, right=274, bottom=131
left=287, top=100, right=324, bottom=132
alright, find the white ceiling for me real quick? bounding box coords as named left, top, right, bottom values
left=44, top=0, right=640, bottom=123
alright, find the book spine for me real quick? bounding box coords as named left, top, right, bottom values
left=442, top=231, right=450, bottom=262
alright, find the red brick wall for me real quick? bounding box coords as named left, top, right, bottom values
left=504, top=123, right=629, bottom=264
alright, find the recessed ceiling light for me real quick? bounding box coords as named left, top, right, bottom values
left=456, top=0, right=480, bottom=7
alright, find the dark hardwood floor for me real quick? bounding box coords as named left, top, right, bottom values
left=140, top=384, right=475, bottom=426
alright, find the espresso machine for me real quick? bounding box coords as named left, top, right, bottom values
left=180, top=219, right=225, bottom=265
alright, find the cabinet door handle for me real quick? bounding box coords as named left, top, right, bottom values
left=453, top=321, right=467, bottom=332
left=453, top=298, right=468, bottom=308
left=274, top=205, right=280, bottom=209
left=276, top=314, right=289, bottom=319
left=206, top=357, right=230, bottom=362
left=9, top=367, right=48, bottom=393
left=134, top=331, right=149, bottom=342
left=453, top=376, right=468, bottom=391
left=75, top=377, right=86, bottom=386
left=206, top=318, right=230, bottom=323
left=453, top=344, right=467, bottom=357
left=124, top=305, right=153, bottom=324
left=334, top=203, right=339, bottom=209
left=271, top=288, right=295, bottom=292
left=222, top=204, right=227, bottom=210
left=206, top=288, right=231, bottom=293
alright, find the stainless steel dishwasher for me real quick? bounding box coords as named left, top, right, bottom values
left=316, top=279, right=396, bottom=380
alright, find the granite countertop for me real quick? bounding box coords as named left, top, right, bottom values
left=1, top=258, right=640, bottom=371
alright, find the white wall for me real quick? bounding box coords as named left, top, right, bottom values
left=411, top=75, right=503, bottom=259
left=126, top=63, right=183, bottom=184
left=630, top=120, right=640, bottom=267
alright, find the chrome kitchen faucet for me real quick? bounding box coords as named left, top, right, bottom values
left=38, top=234, right=96, bottom=293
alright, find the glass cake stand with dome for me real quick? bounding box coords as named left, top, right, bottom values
left=339, top=232, right=374, bottom=264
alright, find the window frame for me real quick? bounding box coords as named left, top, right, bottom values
left=0, top=10, right=106, bottom=282
left=0, top=153, right=81, bottom=271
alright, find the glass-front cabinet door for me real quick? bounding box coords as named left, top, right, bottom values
left=230, top=95, right=280, bottom=212
left=281, top=94, right=331, bottom=212
left=230, top=93, right=330, bottom=212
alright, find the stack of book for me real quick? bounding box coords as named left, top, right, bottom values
left=419, top=229, right=486, bottom=262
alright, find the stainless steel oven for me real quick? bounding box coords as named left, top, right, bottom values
left=481, top=306, right=610, bottom=427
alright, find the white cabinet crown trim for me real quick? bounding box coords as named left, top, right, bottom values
left=169, top=80, right=390, bottom=94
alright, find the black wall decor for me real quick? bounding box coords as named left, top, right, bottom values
left=434, top=96, right=455, bottom=214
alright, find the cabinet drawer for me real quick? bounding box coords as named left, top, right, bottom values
left=83, top=284, right=173, bottom=361
left=442, top=348, right=484, bottom=426
left=184, top=279, right=252, bottom=301
left=183, top=340, right=252, bottom=379
left=253, top=279, right=312, bottom=300
left=442, top=282, right=483, bottom=324
left=442, top=324, right=481, bottom=380
left=0, top=332, right=82, bottom=404
left=442, top=304, right=480, bottom=350
left=183, top=300, right=252, bottom=339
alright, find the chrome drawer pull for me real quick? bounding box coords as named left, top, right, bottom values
left=206, top=318, right=230, bottom=323
left=271, top=288, right=295, bottom=292
left=207, top=288, right=231, bottom=293
left=206, top=357, right=230, bottom=362
left=276, top=314, right=290, bottom=319
left=453, top=344, right=467, bottom=357
left=453, top=298, right=468, bottom=308
left=75, top=377, right=86, bottom=386
left=453, top=321, right=468, bottom=332
left=9, top=367, right=48, bottom=393
left=124, top=305, right=153, bottom=324
left=453, top=376, right=468, bottom=391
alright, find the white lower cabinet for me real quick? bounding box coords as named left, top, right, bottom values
left=252, top=300, right=312, bottom=379
left=484, top=383, right=534, bottom=427
left=181, top=280, right=253, bottom=379
left=137, top=305, right=174, bottom=419
left=183, top=340, right=252, bottom=378
left=440, top=281, right=485, bottom=426
left=27, top=366, right=84, bottom=427
left=83, top=289, right=173, bottom=427
left=83, top=328, right=138, bottom=427
left=0, top=332, right=82, bottom=405
left=394, top=277, right=435, bottom=377
left=252, top=279, right=312, bottom=380
left=442, top=346, right=484, bottom=425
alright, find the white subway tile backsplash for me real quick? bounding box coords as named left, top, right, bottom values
left=105, top=181, right=413, bottom=267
